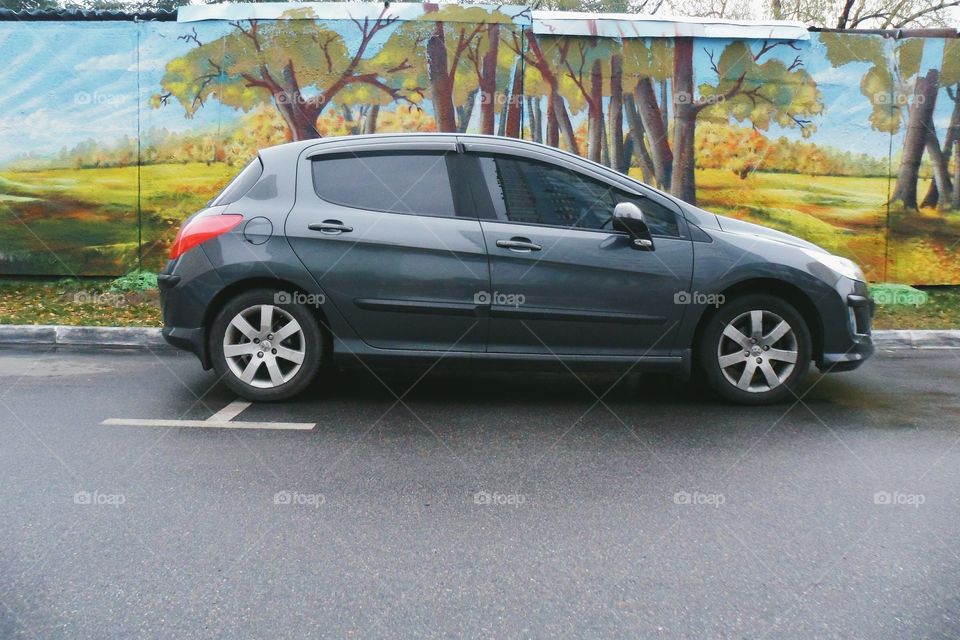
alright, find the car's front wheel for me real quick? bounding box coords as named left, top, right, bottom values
left=699, top=294, right=811, bottom=405
left=209, top=289, right=323, bottom=401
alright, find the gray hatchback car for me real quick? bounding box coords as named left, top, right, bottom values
left=159, top=134, right=874, bottom=405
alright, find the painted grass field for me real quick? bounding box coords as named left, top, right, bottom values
left=684, top=169, right=960, bottom=284
left=2, top=163, right=959, bottom=283
left=0, top=163, right=234, bottom=275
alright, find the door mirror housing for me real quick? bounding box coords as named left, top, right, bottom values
left=613, top=202, right=654, bottom=250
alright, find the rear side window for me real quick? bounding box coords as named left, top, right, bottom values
left=312, top=151, right=456, bottom=217
left=212, top=157, right=263, bottom=206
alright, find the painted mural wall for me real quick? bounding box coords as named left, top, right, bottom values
left=0, top=3, right=958, bottom=284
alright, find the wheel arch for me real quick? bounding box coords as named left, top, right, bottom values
left=202, top=277, right=333, bottom=367
left=691, top=278, right=823, bottom=366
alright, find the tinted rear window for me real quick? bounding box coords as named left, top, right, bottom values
left=212, top=157, right=263, bottom=206
left=312, top=151, right=456, bottom=217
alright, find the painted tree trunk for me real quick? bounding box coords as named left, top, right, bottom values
left=364, top=104, right=379, bottom=134
left=890, top=69, right=939, bottom=209
left=527, top=97, right=542, bottom=143
left=600, top=116, right=610, bottom=167
left=553, top=92, right=578, bottom=154
left=634, top=78, right=672, bottom=189
left=922, top=88, right=960, bottom=207
left=497, top=89, right=508, bottom=136
left=426, top=22, right=458, bottom=133
left=953, top=143, right=960, bottom=209
left=277, top=98, right=321, bottom=141
left=588, top=59, right=604, bottom=163
left=623, top=92, right=656, bottom=183
left=671, top=38, right=697, bottom=204
left=546, top=92, right=559, bottom=147
left=608, top=55, right=625, bottom=172
left=505, top=64, right=524, bottom=138
left=458, top=89, right=478, bottom=133
left=660, top=80, right=670, bottom=135
left=479, top=23, right=500, bottom=135
left=925, top=130, right=953, bottom=209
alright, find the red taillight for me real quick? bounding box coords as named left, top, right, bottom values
left=169, top=214, right=244, bottom=260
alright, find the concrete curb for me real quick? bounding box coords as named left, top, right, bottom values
left=871, top=330, right=960, bottom=350
left=0, top=325, right=170, bottom=350
left=0, top=325, right=958, bottom=351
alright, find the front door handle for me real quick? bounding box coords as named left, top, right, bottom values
left=309, top=220, right=353, bottom=234
left=496, top=238, right=542, bottom=252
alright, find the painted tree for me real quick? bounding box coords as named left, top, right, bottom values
left=373, top=5, right=515, bottom=133
left=670, top=38, right=822, bottom=204
left=822, top=33, right=960, bottom=209
left=505, top=31, right=580, bottom=153
left=153, top=7, right=421, bottom=141
left=555, top=36, right=614, bottom=163
left=622, top=38, right=674, bottom=188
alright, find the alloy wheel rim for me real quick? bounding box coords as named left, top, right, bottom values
left=223, top=304, right=306, bottom=389
left=717, top=309, right=798, bottom=393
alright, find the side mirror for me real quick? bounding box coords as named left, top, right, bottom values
left=613, top=202, right=654, bottom=250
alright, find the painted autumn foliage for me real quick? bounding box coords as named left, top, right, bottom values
left=2, top=8, right=958, bottom=282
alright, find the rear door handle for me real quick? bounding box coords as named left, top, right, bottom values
left=496, top=238, right=542, bottom=252
left=309, top=220, right=353, bottom=234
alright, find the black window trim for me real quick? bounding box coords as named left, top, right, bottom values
left=462, top=149, right=688, bottom=240
left=309, top=149, right=475, bottom=220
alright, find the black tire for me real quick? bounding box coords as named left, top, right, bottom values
left=698, top=294, right=811, bottom=405
left=209, top=288, right=323, bottom=402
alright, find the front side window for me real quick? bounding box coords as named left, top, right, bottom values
left=477, top=154, right=680, bottom=237
left=312, top=151, right=456, bottom=217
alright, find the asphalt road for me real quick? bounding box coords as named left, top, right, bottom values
left=1, top=346, right=959, bottom=639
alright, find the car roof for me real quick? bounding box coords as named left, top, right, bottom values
left=256, top=133, right=691, bottom=210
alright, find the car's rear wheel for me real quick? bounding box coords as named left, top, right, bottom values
left=209, top=289, right=323, bottom=401
left=699, top=294, right=811, bottom=405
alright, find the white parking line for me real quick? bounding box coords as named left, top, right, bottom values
left=100, top=400, right=315, bottom=430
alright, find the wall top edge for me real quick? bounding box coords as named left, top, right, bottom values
left=531, top=10, right=809, bottom=40
left=177, top=2, right=532, bottom=25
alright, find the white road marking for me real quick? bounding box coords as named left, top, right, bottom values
left=206, top=400, right=252, bottom=422
left=100, top=399, right=315, bottom=430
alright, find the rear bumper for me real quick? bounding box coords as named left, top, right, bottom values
left=159, top=248, right=223, bottom=370
left=161, top=326, right=209, bottom=369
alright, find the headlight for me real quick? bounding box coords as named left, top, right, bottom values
left=802, top=250, right=865, bottom=282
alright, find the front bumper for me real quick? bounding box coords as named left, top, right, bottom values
left=817, top=281, right=875, bottom=373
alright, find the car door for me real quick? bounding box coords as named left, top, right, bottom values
left=285, top=139, right=489, bottom=352
left=462, top=143, right=693, bottom=357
